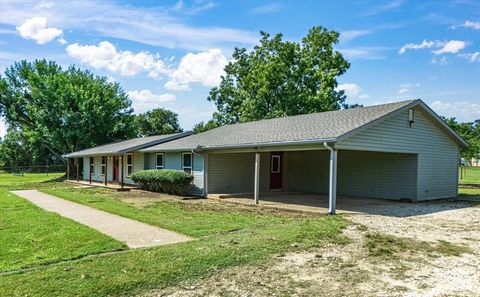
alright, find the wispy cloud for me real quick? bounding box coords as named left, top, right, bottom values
left=340, top=30, right=371, bottom=42
left=451, top=20, right=480, bottom=30
left=250, top=3, right=283, bottom=14
left=339, top=47, right=389, bottom=60
left=364, top=0, right=404, bottom=16
left=399, top=40, right=466, bottom=56
left=458, top=52, right=480, bottom=63
left=171, top=0, right=216, bottom=15
left=0, top=0, right=258, bottom=51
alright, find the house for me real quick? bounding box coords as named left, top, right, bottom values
left=64, top=99, right=467, bottom=214
left=63, top=132, right=192, bottom=185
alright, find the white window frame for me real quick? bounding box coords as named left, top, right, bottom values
left=271, top=155, right=281, bottom=173
left=126, top=153, right=133, bottom=177
left=156, top=153, right=164, bottom=169
left=182, top=152, right=193, bottom=174
left=101, top=156, right=107, bottom=176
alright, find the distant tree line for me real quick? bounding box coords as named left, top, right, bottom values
left=443, top=118, right=480, bottom=161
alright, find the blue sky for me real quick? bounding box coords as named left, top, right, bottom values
left=0, top=0, right=479, bottom=138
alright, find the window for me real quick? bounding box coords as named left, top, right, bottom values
left=271, top=155, right=281, bottom=173
left=182, top=153, right=192, bottom=174
left=126, top=153, right=133, bottom=177
left=101, top=156, right=106, bottom=175
left=89, top=157, right=94, bottom=175
left=156, top=153, right=164, bottom=169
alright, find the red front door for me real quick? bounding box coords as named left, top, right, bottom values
left=270, top=152, right=283, bottom=190
left=113, top=157, right=119, bottom=181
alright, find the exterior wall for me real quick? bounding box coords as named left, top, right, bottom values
left=337, top=107, right=459, bottom=200
left=283, top=150, right=329, bottom=193
left=337, top=150, right=417, bottom=199
left=208, top=153, right=255, bottom=194
left=143, top=152, right=204, bottom=196
left=83, top=157, right=89, bottom=181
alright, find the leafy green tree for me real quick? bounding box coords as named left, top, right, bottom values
left=0, top=129, right=53, bottom=168
left=0, top=60, right=135, bottom=162
left=134, top=108, right=183, bottom=136
left=193, top=119, right=219, bottom=134
left=206, top=26, right=350, bottom=126
left=444, top=117, right=480, bottom=160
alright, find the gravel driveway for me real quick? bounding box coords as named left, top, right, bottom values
left=151, top=198, right=480, bottom=297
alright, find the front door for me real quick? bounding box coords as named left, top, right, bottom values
left=270, top=152, right=283, bottom=190
left=113, top=156, right=119, bottom=181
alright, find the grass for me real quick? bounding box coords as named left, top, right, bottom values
left=459, top=166, right=480, bottom=185
left=0, top=175, right=349, bottom=296
left=458, top=187, right=480, bottom=201
left=0, top=172, right=67, bottom=190
left=364, top=232, right=472, bottom=259
left=0, top=188, right=127, bottom=273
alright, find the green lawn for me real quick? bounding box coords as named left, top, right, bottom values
left=0, top=172, right=66, bottom=190
left=458, top=187, right=480, bottom=201
left=459, top=166, right=480, bottom=185
left=0, top=177, right=349, bottom=296
left=0, top=188, right=127, bottom=273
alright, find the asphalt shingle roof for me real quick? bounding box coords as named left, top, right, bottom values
left=141, top=100, right=418, bottom=152
left=64, top=132, right=192, bottom=158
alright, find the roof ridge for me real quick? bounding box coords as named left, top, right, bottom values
left=209, top=99, right=417, bottom=132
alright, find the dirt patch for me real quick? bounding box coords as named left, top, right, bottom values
left=144, top=200, right=480, bottom=297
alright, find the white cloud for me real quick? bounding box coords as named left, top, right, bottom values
left=431, top=56, right=448, bottom=64
left=432, top=40, right=465, bottom=55
left=341, top=30, right=371, bottom=42
left=458, top=52, right=480, bottom=63
left=398, top=40, right=437, bottom=54
left=165, top=49, right=227, bottom=91
left=398, top=84, right=410, bottom=95
left=431, top=100, right=480, bottom=122
left=1, top=0, right=258, bottom=51
left=364, top=0, right=404, bottom=16
left=336, top=83, right=370, bottom=100
left=250, top=3, right=283, bottom=14
left=127, top=90, right=176, bottom=113
left=66, top=41, right=168, bottom=77
left=16, top=16, right=62, bottom=44
left=462, top=20, right=480, bottom=30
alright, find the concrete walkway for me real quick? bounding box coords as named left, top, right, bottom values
left=12, top=190, right=191, bottom=248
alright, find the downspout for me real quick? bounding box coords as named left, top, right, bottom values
left=323, top=142, right=337, bottom=215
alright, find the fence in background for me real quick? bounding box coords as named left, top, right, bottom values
left=1, top=165, right=67, bottom=176
left=459, top=166, right=480, bottom=185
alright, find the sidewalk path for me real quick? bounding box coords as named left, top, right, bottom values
left=12, top=190, right=191, bottom=248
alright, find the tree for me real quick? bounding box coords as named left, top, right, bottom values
left=134, top=108, right=183, bottom=137
left=206, top=26, right=350, bottom=126
left=0, top=129, right=54, bottom=169
left=444, top=117, right=480, bottom=160
left=193, top=119, right=219, bottom=134
left=0, top=60, right=135, bottom=162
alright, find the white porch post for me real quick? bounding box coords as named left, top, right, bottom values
left=254, top=152, right=260, bottom=205
left=328, top=148, right=337, bottom=215
left=323, top=142, right=337, bottom=215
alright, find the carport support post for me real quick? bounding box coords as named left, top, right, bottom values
left=254, top=152, right=260, bottom=205
left=323, top=142, right=337, bottom=215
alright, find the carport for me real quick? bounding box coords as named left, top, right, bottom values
left=206, top=148, right=418, bottom=214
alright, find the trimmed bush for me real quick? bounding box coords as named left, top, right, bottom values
left=130, top=169, right=194, bottom=196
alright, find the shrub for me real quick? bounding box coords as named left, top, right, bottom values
left=130, top=169, right=194, bottom=196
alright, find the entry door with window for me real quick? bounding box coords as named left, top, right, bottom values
left=270, top=152, right=283, bottom=190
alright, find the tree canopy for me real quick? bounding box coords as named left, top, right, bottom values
left=135, top=108, right=182, bottom=137
left=444, top=117, right=480, bottom=160
left=204, top=26, right=350, bottom=128
left=0, top=60, right=135, bottom=163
